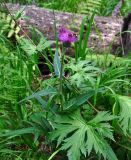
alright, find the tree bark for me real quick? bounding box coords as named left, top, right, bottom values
left=5, top=3, right=124, bottom=53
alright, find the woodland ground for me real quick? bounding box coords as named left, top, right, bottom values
left=0, top=0, right=131, bottom=160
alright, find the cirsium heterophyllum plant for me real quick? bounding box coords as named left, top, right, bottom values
left=17, top=40, right=131, bottom=160
left=0, top=2, right=131, bottom=160
left=0, top=25, right=131, bottom=160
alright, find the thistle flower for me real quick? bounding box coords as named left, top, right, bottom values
left=58, top=26, right=78, bottom=43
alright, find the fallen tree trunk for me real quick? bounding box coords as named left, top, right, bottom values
left=4, top=3, right=124, bottom=53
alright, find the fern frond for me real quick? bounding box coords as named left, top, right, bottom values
left=78, top=0, right=102, bottom=15
left=86, top=54, right=131, bottom=67
left=117, top=95, right=131, bottom=134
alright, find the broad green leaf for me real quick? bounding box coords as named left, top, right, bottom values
left=20, top=87, right=57, bottom=102
left=117, top=95, right=131, bottom=134
left=63, top=90, right=94, bottom=111
left=89, top=111, right=118, bottom=124
left=50, top=110, right=117, bottom=160
left=66, top=60, right=101, bottom=87
left=53, top=51, right=63, bottom=77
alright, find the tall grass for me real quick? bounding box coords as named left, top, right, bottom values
left=0, top=34, right=49, bottom=159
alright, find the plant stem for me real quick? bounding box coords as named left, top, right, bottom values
left=59, top=45, right=65, bottom=110
left=87, top=100, right=99, bottom=113
left=48, top=148, right=60, bottom=160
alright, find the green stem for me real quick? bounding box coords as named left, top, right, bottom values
left=59, top=45, right=65, bottom=110
left=48, top=148, right=60, bottom=160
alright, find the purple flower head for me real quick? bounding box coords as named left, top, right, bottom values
left=58, top=26, right=78, bottom=43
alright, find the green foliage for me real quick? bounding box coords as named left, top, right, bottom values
left=86, top=54, right=131, bottom=67
left=5, top=0, right=130, bottom=16
left=75, top=15, right=94, bottom=61
left=78, top=0, right=130, bottom=16
left=54, top=51, right=61, bottom=77
left=121, top=0, right=131, bottom=16
left=0, top=39, right=27, bottom=104
left=0, top=2, right=131, bottom=160
left=116, top=95, right=131, bottom=134
left=65, top=59, right=101, bottom=87
left=19, top=36, right=52, bottom=56
left=39, top=0, right=82, bottom=13
left=19, top=53, right=131, bottom=159
left=78, top=0, right=103, bottom=15
left=51, top=110, right=117, bottom=160
left=0, top=32, right=50, bottom=159
left=3, top=0, right=33, bottom=4
left=0, top=11, right=21, bottom=40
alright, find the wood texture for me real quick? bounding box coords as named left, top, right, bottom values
left=6, top=3, right=124, bottom=53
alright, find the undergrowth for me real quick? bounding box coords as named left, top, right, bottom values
left=5, top=0, right=131, bottom=16
left=0, top=31, right=131, bottom=160
left=0, top=34, right=49, bottom=159
left=0, top=1, right=131, bottom=160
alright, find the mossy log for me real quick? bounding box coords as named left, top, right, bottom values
left=4, top=3, right=125, bottom=53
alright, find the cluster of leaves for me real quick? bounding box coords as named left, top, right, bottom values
left=0, top=7, right=57, bottom=158
left=0, top=3, right=131, bottom=160
left=0, top=27, right=52, bottom=159
left=12, top=49, right=130, bottom=160
left=2, top=43, right=130, bottom=160
left=78, top=0, right=131, bottom=16
left=0, top=9, right=21, bottom=40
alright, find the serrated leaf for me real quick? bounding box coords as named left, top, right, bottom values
left=117, top=95, right=131, bottom=134
left=20, top=38, right=37, bottom=55
left=89, top=111, right=118, bottom=124
left=66, top=60, right=101, bottom=87
left=36, top=37, right=52, bottom=52
left=51, top=110, right=118, bottom=160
